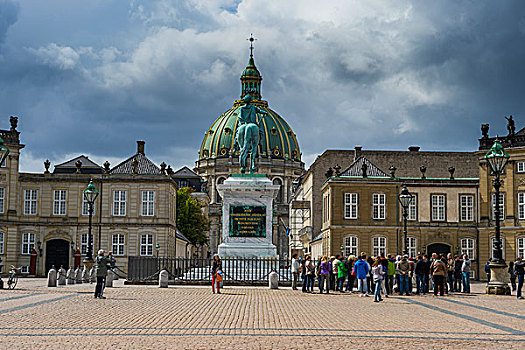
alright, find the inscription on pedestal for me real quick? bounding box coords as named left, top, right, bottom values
left=229, top=205, right=266, bottom=237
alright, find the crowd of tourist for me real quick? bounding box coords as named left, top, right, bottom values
left=290, top=252, right=525, bottom=300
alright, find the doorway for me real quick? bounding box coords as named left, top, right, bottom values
left=45, top=239, right=70, bottom=273
left=427, top=243, right=451, bottom=257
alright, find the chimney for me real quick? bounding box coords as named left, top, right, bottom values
left=408, top=146, right=420, bottom=152
left=354, top=145, right=362, bottom=160
left=137, top=140, right=145, bottom=155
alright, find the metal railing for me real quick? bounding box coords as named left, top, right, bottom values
left=127, top=256, right=296, bottom=283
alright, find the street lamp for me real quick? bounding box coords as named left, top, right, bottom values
left=398, top=184, right=414, bottom=257
left=484, top=140, right=511, bottom=295
left=83, top=179, right=99, bottom=264
left=340, top=244, right=344, bottom=257
left=156, top=243, right=160, bottom=257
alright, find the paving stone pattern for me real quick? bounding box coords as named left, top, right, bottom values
left=0, top=279, right=523, bottom=349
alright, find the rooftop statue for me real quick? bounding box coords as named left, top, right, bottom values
left=234, top=94, right=267, bottom=174
left=506, top=115, right=515, bottom=136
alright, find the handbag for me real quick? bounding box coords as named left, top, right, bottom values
left=216, top=270, right=223, bottom=282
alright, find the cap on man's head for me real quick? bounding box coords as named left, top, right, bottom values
left=98, top=249, right=105, bottom=255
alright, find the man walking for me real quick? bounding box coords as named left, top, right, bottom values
left=94, top=250, right=112, bottom=299
left=462, top=254, right=471, bottom=293
left=515, top=256, right=524, bottom=300
left=291, top=253, right=300, bottom=290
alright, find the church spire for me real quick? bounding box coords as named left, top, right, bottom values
left=240, top=34, right=262, bottom=100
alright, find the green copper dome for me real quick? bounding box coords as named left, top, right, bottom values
left=199, top=53, right=301, bottom=162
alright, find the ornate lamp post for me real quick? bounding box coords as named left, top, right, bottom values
left=83, top=179, right=99, bottom=264
left=398, top=185, right=414, bottom=256
left=484, top=140, right=511, bottom=295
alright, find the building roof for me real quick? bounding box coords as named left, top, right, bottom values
left=172, top=166, right=201, bottom=179
left=340, top=156, right=389, bottom=177
left=110, top=153, right=162, bottom=175
left=53, top=155, right=103, bottom=174
left=176, top=230, right=190, bottom=243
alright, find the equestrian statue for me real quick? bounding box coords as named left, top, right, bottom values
left=234, top=94, right=267, bottom=174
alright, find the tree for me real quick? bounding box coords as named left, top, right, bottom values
left=176, top=187, right=209, bottom=246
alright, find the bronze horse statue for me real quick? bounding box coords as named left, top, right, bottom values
left=234, top=95, right=267, bottom=174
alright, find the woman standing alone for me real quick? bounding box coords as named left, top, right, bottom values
left=211, top=254, right=222, bottom=294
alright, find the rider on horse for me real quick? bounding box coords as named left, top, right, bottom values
left=235, top=94, right=267, bottom=173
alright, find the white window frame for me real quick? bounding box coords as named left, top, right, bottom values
left=113, top=191, right=127, bottom=216
left=80, top=233, right=91, bottom=256
left=82, top=196, right=96, bottom=216
left=460, top=238, right=475, bottom=259
left=0, top=231, right=4, bottom=254
left=407, top=236, right=417, bottom=258
left=344, top=193, right=358, bottom=219
left=53, top=189, right=67, bottom=216
left=140, top=234, right=154, bottom=256
left=518, top=161, right=525, bottom=173
left=490, top=237, right=505, bottom=260
left=460, top=195, right=474, bottom=222
left=431, top=194, right=446, bottom=221
left=372, top=236, right=386, bottom=257
left=491, top=193, right=505, bottom=221
left=344, top=236, right=358, bottom=257
left=24, top=189, right=37, bottom=215
left=21, top=266, right=30, bottom=274
left=407, top=194, right=417, bottom=221
left=22, top=232, right=35, bottom=255
left=519, top=193, right=525, bottom=220
left=141, top=191, right=155, bottom=216
left=0, top=187, right=5, bottom=214
left=517, top=237, right=525, bottom=259
left=112, top=234, right=125, bottom=256
left=372, top=193, right=386, bottom=220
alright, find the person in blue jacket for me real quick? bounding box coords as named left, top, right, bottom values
left=353, top=253, right=370, bottom=297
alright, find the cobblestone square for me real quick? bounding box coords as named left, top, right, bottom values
left=0, top=279, right=524, bottom=349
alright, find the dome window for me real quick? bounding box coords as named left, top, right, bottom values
left=271, top=127, right=278, bottom=136
left=224, top=127, right=231, bottom=134
left=292, top=150, right=298, bottom=159
left=202, top=150, right=209, bottom=157
left=219, top=147, right=229, bottom=156
left=208, top=130, right=214, bottom=135
left=287, top=130, right=293, bottom=136
left=272, top=147, right=281, bottom=157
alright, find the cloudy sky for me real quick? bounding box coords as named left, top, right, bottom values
left=1, top=0, right=525, bottom=173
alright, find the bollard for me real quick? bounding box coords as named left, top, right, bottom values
left=106, top=270, right=114, bottom=288
left=269, top=271, right=279, bottom=289
left=82, top=266, right=90, bottom=283
left=89, top=267, right=96, bottom=283
left=57, top=267, right=67, bottom=285
left=75, top=267, right=82, bottom=284
left=159, top=270, right=169, bottom=288
left=47, top=268, right=57, bottom=287
left=67, top=268, right=75, bottom=285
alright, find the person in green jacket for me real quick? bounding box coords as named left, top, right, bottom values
left=94, top=249, right=113, bottom=299
left=337, top=258, right=348, bottom=292
left=386, top=254, right=396, bottom=295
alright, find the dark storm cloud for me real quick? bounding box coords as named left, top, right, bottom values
left=1, top=0, right=525, bottom=172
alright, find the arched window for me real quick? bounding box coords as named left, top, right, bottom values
left=273, top=178, right=283, bottom=203
left=344, top=236, right=358, bottom=257
left=216, top=177, right=225, bottom=203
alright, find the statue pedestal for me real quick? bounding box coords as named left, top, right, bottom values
left=486, top=261, right=511, bottom=295
left=217, top=174, right=279, bottom=258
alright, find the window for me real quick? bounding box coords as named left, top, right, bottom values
left=22, top=232, right=35, bottom=255
left=517, top=237, right=525, bottom=259
left=0, top=187, right=4, bottom=213
left=460, top=238, right=475, bottom=259
left=344, top=236, right=358, bottom=257
left=216, top=178, right=225, bottom=203
left=179, top=180, right=188, bottom=188
left=490, top=237, right=505, bottom=260
left=53, top=190, right=67, bottom=215
left=21, top=266, right=29, bottom=274
left=431, top=194, right=446, bottom=221
left=460, top=195, right=474, bottom=221
left=82, top=196, right=96, bottom=216
left=113, top=191, right=127, bottom=216
left=24, top=189, right=37, bottom=215
left=141, top=191, right=155, bottom=216
left=0, top=231, right=4, bottom=254
left=372, top=236, right=386, bottom=257
left=519, top=193, right=525, bottom=220
left=491, top=193, right=505, bottom=221
left=344, top=193, right=358, bottom=219
left=112, top=234, right=125, bottom=255
left=80, top=233, right=91, bottom=256
left=518, top=161, right=525, bottom=173
left=140, top=234, right=153, bottom=256
left=372, top=193, right=386, bottom=220
left=407, top=194, right=417, bottom=221
left=407, top=237, right=417, bottom=258
left=323, top=194, right=330, bottom=224
left=273, top=178, right=283, bottom=203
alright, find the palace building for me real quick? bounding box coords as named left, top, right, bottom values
left=194, top=42, right=305, bottom=257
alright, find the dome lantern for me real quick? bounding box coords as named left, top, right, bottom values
left=240, top=34, right=262, bottom=100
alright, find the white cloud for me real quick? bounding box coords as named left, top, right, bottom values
left=30, top=43, right=80, bottom=70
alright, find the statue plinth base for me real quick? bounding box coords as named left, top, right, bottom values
left=486, top=261, right=511, bottom=295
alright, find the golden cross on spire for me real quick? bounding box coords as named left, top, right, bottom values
left=247, top=34, right=257, bottom=58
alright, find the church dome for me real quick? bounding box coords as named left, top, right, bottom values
left=199, top=46, right=301, bottom=162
